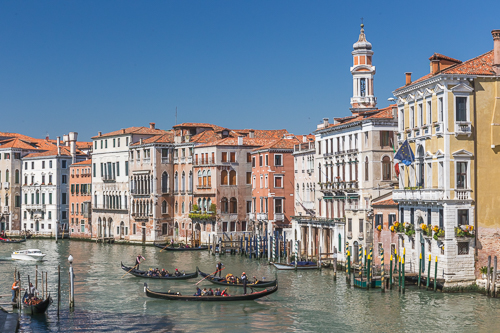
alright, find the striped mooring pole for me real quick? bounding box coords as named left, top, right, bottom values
left=257, top=235, right=260, bottom=259
left=381, top=248, right=385, bottom=293
left=369, top=247, right=373, bottom=282
left=359, top=246, right=363, bottom=280
left=345, top=242, right=349, bottom=273
left=272, top=234, right=276, bottom=263
left=427, top=254, right=431, bottom=290
left=295, top=240, right=298, bottom=270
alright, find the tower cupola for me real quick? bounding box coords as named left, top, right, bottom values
left=350, top=24, right=377, bottom=112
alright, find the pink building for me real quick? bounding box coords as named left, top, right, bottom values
left=372, top=194, right=399, bottom=267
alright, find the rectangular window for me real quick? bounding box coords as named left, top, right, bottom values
left=230, top=152, right=236, bottom=163
left=246, top=172, right=251, bottom=185
left=380, top=131, right=392, bottom=148
left=71, top=184, right=75, bottom=194
left=457, top=209, right=469, bottom=226
left=456, top=97, right=467, bottom=122
left=265, top=155, right=269, bottom=166
left=116, top=162, right=120, bottom=177
left=49, top=193, right=53, bottom=204
left=427, top=209, right=432, bottom=226
left=15, top=195, right=20, bottom=208
left=400, top=207, right=404, bottom=224
left=348, top=218, right=352, bottom=232
left=259, top=155, right=263, bottom=167
left=62, top=211, right=67, bottom=220
left=247, top=153, right=251, bottom=163
left=93, top=163, right=96, bottom=177
left=125, top=161, right=129, bottom=176
left=388, top=214, right=395, bottom=227
left=32, top=162, right=35, bottom=169
left=133, top=224, right=136, bottom=234
left=275, top=198, right=283, bottom=214
left=62, top=175, right=67, bottom=184
left=359, top=219, right=364, bottom=233
left=458, top=242, right=469, bottom=255
left=456, top=162, right=467, bottom=189
left=427, top=100, right=432, bottom=125
left=105, top=139, right=108, bottom=148
left=439, top=209, right=444, bottom=229
left=126, top=137, right=129, bottom=146
left=42, top=161, right=45, bottom=169
left=252, top=157, right=256, bottom=168
left=62, top=193, right=67, bottom=205
left=62, top=160, right=67, bottom=168
left=274, top=154, right=282, bottom=166
left=76, top=184, right=79, bottom=194
left=42, top=193, right=45, bottom=204
left=221, top=152, right=228, bottom=162
left=48, top=212, right=52, bottom=220
left=113, top=138, right=116, bottom=147
left=274, top=176, right=283, bottom=188
left=94, top=141, right=97, bottom=150
left=418, top=103, right=423, bottom=127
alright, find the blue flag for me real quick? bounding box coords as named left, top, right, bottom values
left=394, top=140, right=414, bottom=166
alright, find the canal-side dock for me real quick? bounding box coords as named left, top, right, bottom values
left=0, top=308, right=19, bottom=333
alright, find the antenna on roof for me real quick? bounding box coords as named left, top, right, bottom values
left=175, top=107, right=178, bottom=125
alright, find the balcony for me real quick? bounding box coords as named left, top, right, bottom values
left=92, top=205, right=127, bottom=212
left=161, top=187, right=170, bottom=194
left=455, top=121, right=472, bottom=137
left=294, top=142, right=315, bottom=152
left=173, top=157, right=179, bottom=164
left=161, top=157, right=170, bottom=164
left=454, top=189, right=472, bottom=200
left=347, top=231, right=353, bottom=239
left=275, top=213, right=285, bottom=222
left=434, top=122, right=444, bottom=136
left=393, top=188, right=444, bottom=202
left=247, top=213, right=255, bottom=220
left=346, top=149, right=358, bottom=154
left=102, top=175, right=116, bottom=182
left=193, top=158, right=216, bottom=166
left=397, top=132, right=403, bottom=142
left=196, top=185, right=212, bottom=190
left=421, top=125, right=431, bottom=139
left=256, top=212, right=268, bottom=220
left=187, top=156, right=192, bottom=163
left=142, top=158, right=151, bottom=164
left=25, top=204, right=46, bottom=211
left=2, top=206, right=9, bottom=214
left=3, top=182, right=10, bottom=189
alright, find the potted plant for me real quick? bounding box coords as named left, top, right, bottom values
left=455, top=225, right=474, bottom=238
left=432, top=225, right=445, bottom=240
left=376, top=225, right=382, bottom=232
left=480, top=266, right=489, bottom=279
left=421, top=223, right=432, bottom=237
left=404, top=222, right=415, bottom=237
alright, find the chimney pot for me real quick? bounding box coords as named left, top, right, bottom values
left=122, top=129, right=125, bottom=134
left=492, top=29, right=500, bottom=75
left=405, top=72, right=412, bottom=85
left=150, top=122, right=156, bottom=129
left=98, top=131, right=102, bottom=137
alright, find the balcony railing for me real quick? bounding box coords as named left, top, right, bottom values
left=161, top=157, right=170, bottom=164
left=193, top=158, right=216, bottom=166
left=256, top=213, right=268, bottom=220
left=247, top=213, right=255, bottom=220
left=455, top=189, right=472, bottom=200
left=393, top=188, right=444, bottom=201
left=102, top=175, right=116, bottom=182
left=25, top=204, right=46, bottom=211
left=347, top=231, right=352, bottom=239
left=161, top=187, right=170, bottom=194
left=2, top=206, right=9, bottom=214
left=294, top=142, right=315, bottom=152
left=275, top=213, right=285, bottom=222
left=434, top=122, right=444, bottom=136
left=455, top=121, right=472, bottom=137
left=3, top=182, right=10, bottom=189
left=142, top=158, right=151, bottom=164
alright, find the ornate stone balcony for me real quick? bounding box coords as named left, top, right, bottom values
left=455, top=121, right=472, bottom=137
left=454, top=189, right=472, bottom=200
left=393, top=188, right=445, bottom=202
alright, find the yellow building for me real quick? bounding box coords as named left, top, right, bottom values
left=392, top=30, right=500, bottom=288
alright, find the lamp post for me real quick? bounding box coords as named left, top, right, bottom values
left=68, top=254, right=74, bottom=310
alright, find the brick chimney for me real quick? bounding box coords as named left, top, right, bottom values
left=493, top=30, right=500, bottom=75
left=150, top=122, right=156, bottom=129
left=98, top=131, right=102, bottom=137
left=405, top=72, right=412, bottom=85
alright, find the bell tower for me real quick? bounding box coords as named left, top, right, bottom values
left=350, top=24, right=377, bottom=113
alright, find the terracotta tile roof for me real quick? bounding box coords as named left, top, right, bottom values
left=76, top=142, right=92, bottom=149
left=252, top=137, right=302, bottom=151
left=23, top=146, right=87, bottom=159
left=0, top=138, right=39, bottom=150
left=92, top=127, right=169, bottom=139
left=234, top=129, right=289, bottom=139
left=190, top=130, right=222, bottom=143
left=173, top=123, right=225, bottom=132
left=396, top=50, right=495, bottom=91
left=322, top=105, right=396, bottom=131
left=372, top=198, right=397, bottom=206
left=130, top=132, right=175, bottom=146
left=70, top=159, right=92, bottom=166
left=195, top=137, right=275, bottom=148
left=428, top=53, right=462, bottom=63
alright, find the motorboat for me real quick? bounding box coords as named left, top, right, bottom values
left=11, top=249, right=46, bottom=261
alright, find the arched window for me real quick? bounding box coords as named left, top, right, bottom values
left=207, top=198, right=212, bottom=212
left=161, top=172, right=169, bottom=193
left=162, top=200, right=167, bottom=214
left=221, top=170, right=228, bottom=185
left=5, top=169, right=9, bottom=182
left=207, top=170, right=212, bottom=187
left=182, top=201, right=185, bottom=214
left=230, top=197, right=237, bottom=213
left=174, top=172, right=178, bottom=192
left=188, top=171, right=193, bottom=192
left=382, top=156, right=391, bottom=181
left=175, top=201, right=178, bottom=213
left=203, top=198, right=207, bottom=212
left=365, top=157, right=369, bottom=181
left=202, top=170, right=207, bottom=186
left=15, top=170, right=20, bottom=184
left=221, top=197, right=228, bottom=213
left=198, top=171, right=202, bottom=186
left=181, top=172, right=186, bottom=192
left=229, top=170, right=236, bottom=185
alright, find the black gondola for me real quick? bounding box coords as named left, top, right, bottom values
left=0, top=238, right=26, bottom=243
left=144, top=283, right=278, bottom=301
left=121, top=262, right=199, bottom=279
left=154, top=242, right=208, bottom=251
left=22, top=291, right=52, bottom=314
left=198, top=270, right=277, bottom=288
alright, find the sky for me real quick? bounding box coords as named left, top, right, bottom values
left=0, top=1, right=498, bottom=141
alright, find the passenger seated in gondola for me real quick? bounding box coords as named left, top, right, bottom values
left=253, top=276, right=259, bottom=284
left=215, top=288, right=221, bottom=296
left=207, top=288, right=214, bottom=296
left=193, top=287, right=202, bottom=296
left=165, top=270, right=171, bottom=277
left=221, top=288, right=229, bottom=296
left=156, top=268, right=160, bottom=276
left=201, top=288, right=208, bottom=296
left=160, top=269, right=166, bottom=277
left=174, top=268, right=181, bottom=276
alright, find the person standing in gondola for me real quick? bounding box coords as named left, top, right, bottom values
left=136, top=254, right=145, bottom=270
left=241, top=272, right=248, bottom=295
left=216, top=262, right=224, bottom=277
left=11, top=280, right=19, bottom=303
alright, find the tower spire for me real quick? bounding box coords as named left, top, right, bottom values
left=350, top=23, right=377, bottom=113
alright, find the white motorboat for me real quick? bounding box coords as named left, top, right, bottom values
left=11, top=249, right=46, bottom=261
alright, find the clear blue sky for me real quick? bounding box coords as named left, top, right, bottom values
left=0, top=1, right=498, bottom=141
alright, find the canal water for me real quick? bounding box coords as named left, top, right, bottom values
left=1, top=239, right=500, bottom=332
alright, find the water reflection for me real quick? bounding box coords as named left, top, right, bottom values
left=2, top=239, right=500, bottom=332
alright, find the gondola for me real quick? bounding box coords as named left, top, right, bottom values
left=0, top=238, right=27, bottom=243
left=22, top=291, right=52, bottom=314
left=273, top=261, right=319, bottom=270
left=198, top=270, right=277, bottom=288
left=144, top=283, right=278, bottom=301
left=121, top=262, right=199, bottom=280
left=154, top=242, right=209, bottom=251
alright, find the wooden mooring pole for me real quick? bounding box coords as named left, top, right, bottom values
left=493, top=256, right=498, bottom=298
left=57, top=265, right=61, bottom=317
left=487, top=256, right=492, bottom=296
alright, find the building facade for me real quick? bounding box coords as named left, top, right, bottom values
left=69, top=159, right=92, bottom=238
left=371, top=194, right=398, bottom=267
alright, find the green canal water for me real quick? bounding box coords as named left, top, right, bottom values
left=1, top=239, right=499, bottom=332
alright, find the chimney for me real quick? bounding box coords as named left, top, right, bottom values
left=56, top=136, right=61, bottom=156
left=238, top=136, right=243, bottom=146
left=405, top=72, right=412, bottom=85
left=430, top=59, right=441, bottom=74
left=302, top=136, right=307, bottom=143
left=122, top=129, right=125, bottom=134
left=323, top=118, right=329, bottom=127
left=45, top=135, right=49, bottom=141
left=69, top=132, right=78, bottom=164
left=249, top=130, right=255, bottom=138
left=98, top=131, right=102, bottom=137
left=150, top=122, right=156, bottom=129
left=140, top=138, right=143, bottom=145
left=63, top=134, right=69, bottom=146
left=493, top=30, right=500, bottom=75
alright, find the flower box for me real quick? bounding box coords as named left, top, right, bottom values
left=455, top=226, right=474, bottom=238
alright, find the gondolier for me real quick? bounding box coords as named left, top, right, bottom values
left=216, top=262, right=224, bottom=277
left=12, top=280, right=19, bottom=303
left=136, top=254, right=145, bottom=270
left=241, top=272, right=248, bottom=295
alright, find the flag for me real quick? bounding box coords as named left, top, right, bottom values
left=392, top=140, right=400, bottom=178
left=394, top=140, right=415, bottom=166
